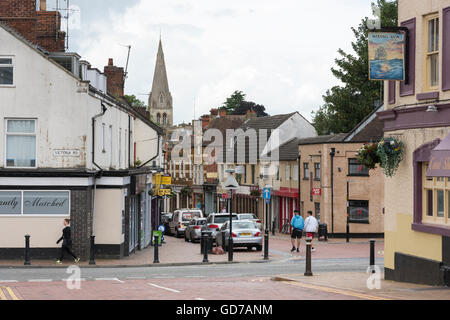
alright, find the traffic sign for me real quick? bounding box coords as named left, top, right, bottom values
left=263, top=188, right=271, bottom=200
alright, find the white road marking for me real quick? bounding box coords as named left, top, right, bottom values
left=195, top=298, right=205, bottom=300
left=152, top=276, right=175, bottom=279
left=95, top=278, right=123, bottom=282
left=28, top=279, right=53, bottom=282
left=0, top=280, right=18, bottom=283
left=148, top=283, right=180, bottom=293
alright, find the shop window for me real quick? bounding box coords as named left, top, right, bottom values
left=422, top=162, right=449, bottom=225
left=285, top=165, right=291, bottom=181
left=6, top=119, right=36, bottom=168
left=348, top=158, right=369, bottom=176
left=348, top=200, right=369, bottom=223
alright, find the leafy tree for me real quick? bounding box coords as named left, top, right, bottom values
left=123, top=94, right=146, bottom=109
left=312, top=0, right=398, bottom=135
left=221, top=90, right=268, bottom=117
left=221, top=90, right=246, bottom=114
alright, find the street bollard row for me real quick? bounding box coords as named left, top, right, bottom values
left=370, top=239, right=376, bottom=273
left=153, top=235, right=160, bottom=264
left=304, top=237, right=313, bottom=276
left=24, top=234, right=31, bottom=266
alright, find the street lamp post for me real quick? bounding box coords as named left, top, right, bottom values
left=224, top=169, right=239, bottom=262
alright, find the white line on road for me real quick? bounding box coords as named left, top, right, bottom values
left=195, top=298, right=205, bottom=300
left=95, top=278, right=124, bottom=283
left=0, top=280, right=18, bottom=283
left=148, top=283, right=180, bottom=293
left=152, top=276, right=175, bottom=279
left=28, top=279, right=53, bottom=282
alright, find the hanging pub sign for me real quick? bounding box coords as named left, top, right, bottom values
left=368, top=32, right=405, bottom=81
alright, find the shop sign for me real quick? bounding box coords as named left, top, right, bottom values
left=368, top=32, right=405, bottom=81
left=0, top=191, right=70, bottom=215
left=312, top=188, right=322, bottom=196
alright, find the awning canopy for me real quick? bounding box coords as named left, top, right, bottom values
left=427, top=133, right=450, bottom=177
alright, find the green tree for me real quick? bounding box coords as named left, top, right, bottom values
left=123, top=94, right=146, bottom=109
left=221, top=90, right=246, bottom=114
left=312, top=0, right=398, bottom=135
left=221, top=91, right=269, bottom=117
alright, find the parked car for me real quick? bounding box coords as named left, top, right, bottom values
left=160, top=212, right=173, bottom=235
left=215, top=220, right=262, bottom=251
left=237, top=213, right=262, bottom=230
left=202, top=213, right=238, bottom=241
left=168, top=209, right=203, bottom=238
left=184, top=218, right=207, bottom=243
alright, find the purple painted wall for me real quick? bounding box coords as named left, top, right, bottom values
left=443, top=7, right=450, bottom=91
left=400, top=18, right=416, bottom=97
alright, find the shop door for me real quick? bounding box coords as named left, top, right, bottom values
left=129, top=195, right=139, bottom=253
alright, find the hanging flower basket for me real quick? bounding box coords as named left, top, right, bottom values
left=250, top=189, right=260, bottom=197
left=356, top=143, right=381, bottom=170
left=377, top=137, right=405, bottom=178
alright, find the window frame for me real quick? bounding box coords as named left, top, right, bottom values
left=5, top=118, right=37, bottom=169
left=303, top=162, right=309, bottom=180
left=348, top=158, right=370, bottom=177
left=348, top=200, right=370, bottom=224
left=0, top=56, right=15, bottom=87
left=285, top=165, right=291, bottom=181
left=423, top=13, right=440, bottom=92
left=314, top=163, right=321, bottom=181
left=422, top=162, right=449, bottom=226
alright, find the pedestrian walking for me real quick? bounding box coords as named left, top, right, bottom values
left=290, top=209, right=304, bottom=253
left=56, top=218, right=80, bottom=264
left=304, top=211, right=319, bottom=251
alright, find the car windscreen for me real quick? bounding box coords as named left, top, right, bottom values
left=239, top=214, right=256, bottom=220
left=196, top=220, right=206, bottom=225
left=213, top=215, right=238, bottom=224
left=233, top=221, right=256, bottom=229
left=182, top=212, right=201, bottom=221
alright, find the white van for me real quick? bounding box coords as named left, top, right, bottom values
left=168, top=209, right=203, bottom=238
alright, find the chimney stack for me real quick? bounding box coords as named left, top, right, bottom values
left=219, top=109, right=227, bottom=118
left=104, top=58, right=125, bottom=98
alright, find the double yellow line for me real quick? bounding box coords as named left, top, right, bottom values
left=0, top=286, right=20, bottom=300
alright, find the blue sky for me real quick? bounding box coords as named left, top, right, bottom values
left=49, top=0, right=376, bottom=125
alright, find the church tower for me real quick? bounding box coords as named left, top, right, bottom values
left=148, top=39, right=173, bottom=127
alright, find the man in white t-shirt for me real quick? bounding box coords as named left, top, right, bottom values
left=304, top=211, right=319, bottom=251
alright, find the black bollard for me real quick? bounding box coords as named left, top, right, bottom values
left=24, top=235, right=31, bottom=266
left=370, top=239, right=375, bottom=273
left=272, top=220, right=275, bottom=236
left=203, top=234, right=209, bottom=263
left=89, top=235, right=96, bottom=265
left=153, top=235, right=160, bottom=264
left=304, top=237, right=313, bottom=276
left=221, top=232, right=226, bottom=252
left=264, top=230, right=269, bottom=260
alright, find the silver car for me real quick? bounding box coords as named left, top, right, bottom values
left=215, top=220, right=262, bottom=251
left=237, top=213, right=262, bottom=230
left=184, top=218, right=207, bottom=243
left=202, top=213, right=238, bottom=241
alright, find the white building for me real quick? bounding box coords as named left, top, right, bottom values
left=0, top=22, right=164, bottom=260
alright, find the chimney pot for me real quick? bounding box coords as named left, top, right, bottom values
left=108, top=58, right=114, bottom=66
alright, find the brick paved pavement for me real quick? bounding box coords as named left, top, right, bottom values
left=0, top=233, right=384, bottom=267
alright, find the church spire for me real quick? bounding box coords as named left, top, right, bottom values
left=148, top=38, right=173, bottom=127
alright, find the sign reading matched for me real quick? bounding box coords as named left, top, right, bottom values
left=0, top=191, right=70, bottom=215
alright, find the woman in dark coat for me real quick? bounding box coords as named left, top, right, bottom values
left=56, top=218, right=80, bottom=264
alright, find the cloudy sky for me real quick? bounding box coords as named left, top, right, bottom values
left=49, top=0, right=375, bottom=124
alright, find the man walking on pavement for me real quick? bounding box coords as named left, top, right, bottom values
left=304, top=210, right=319, bottom=251
left=56, top=218, right=80, bottom=264
left=290, top=209, right=304, bottom=253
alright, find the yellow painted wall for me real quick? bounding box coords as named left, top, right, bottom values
left=383, top=127, right=450, bottom=269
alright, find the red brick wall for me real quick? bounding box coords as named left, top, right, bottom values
left=0, top=0, right=65, bottom=52
left=104, top=59, right=124, bottom=98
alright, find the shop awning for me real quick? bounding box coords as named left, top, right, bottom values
left=427, top=133, right=450, bottom=177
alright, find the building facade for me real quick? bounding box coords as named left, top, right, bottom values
left=378, top=0, right=450, bottom=285
left=0, top=9, right=163, bottom=260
